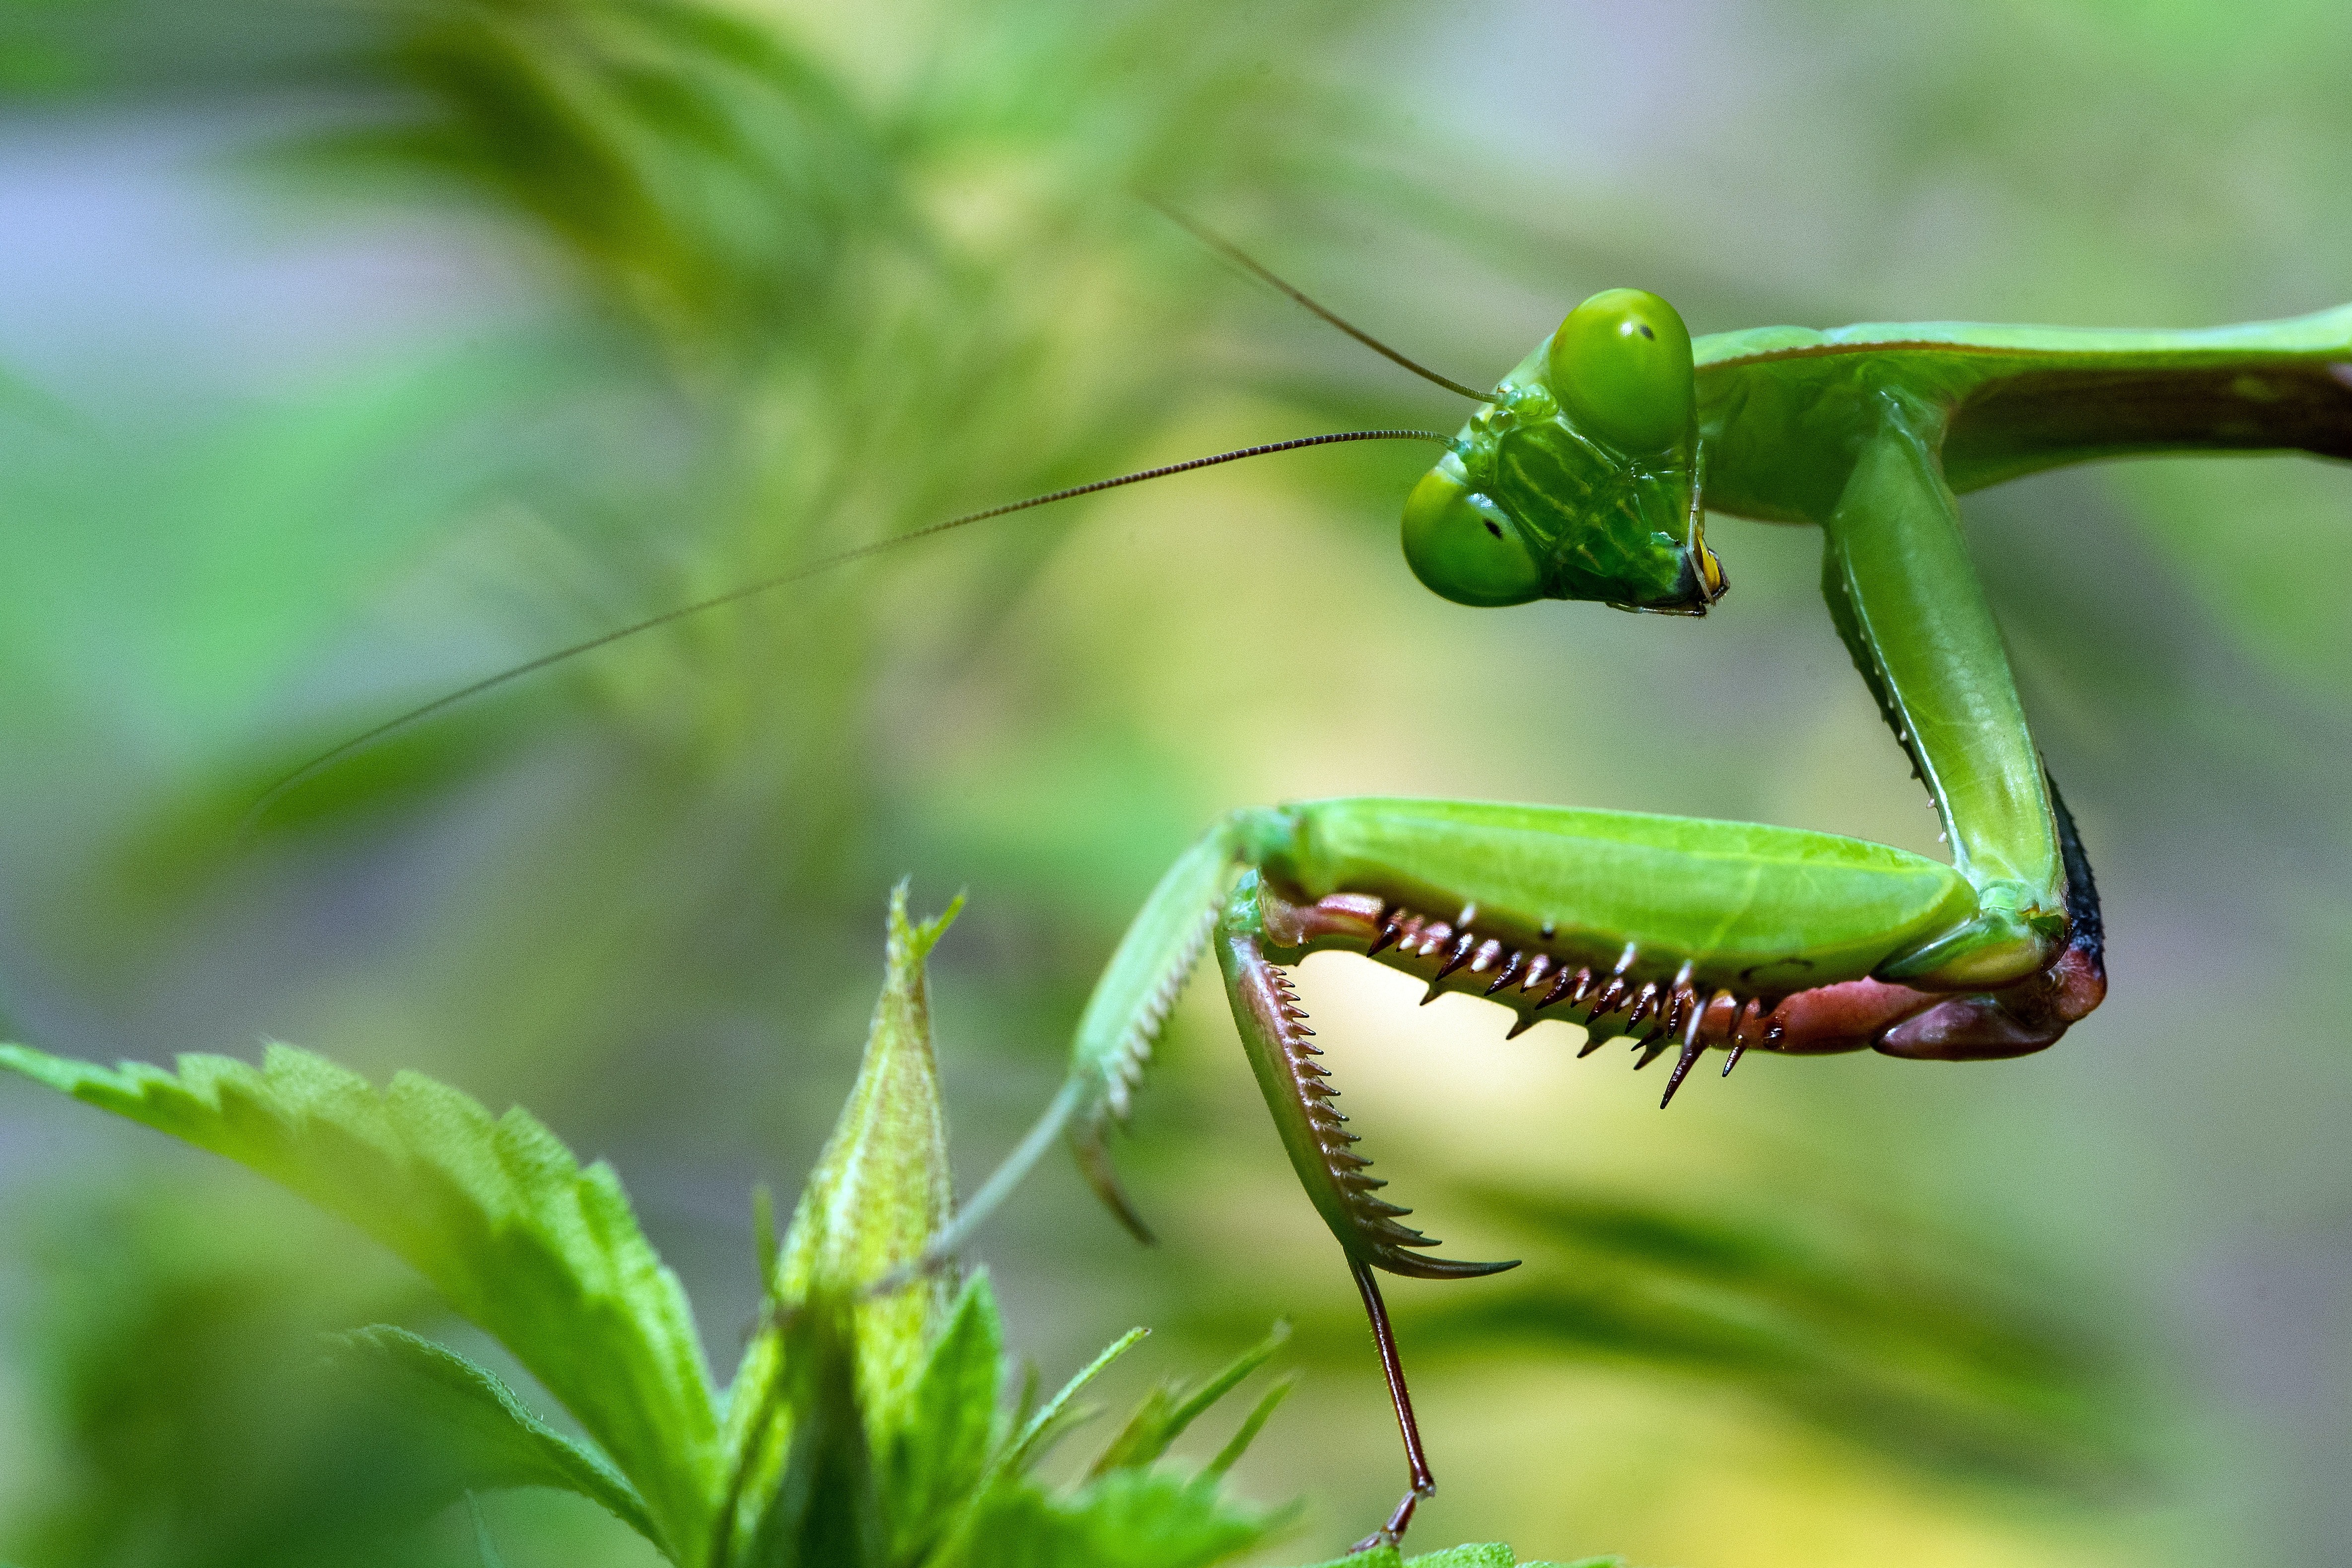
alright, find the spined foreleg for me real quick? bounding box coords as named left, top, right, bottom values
left=924, top=791, right=2103, bottom=1550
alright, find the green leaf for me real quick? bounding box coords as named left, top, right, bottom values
left=879, top=1272, right=1006, bottom=1567
left=1283, top=1549, right=1395, bottom=1568
left=0, top=1041, right=721, bottom=1564
left=722, top=882, right=966, bottom=1539
left=923, top=1323, right=1286, bottom=1568
left=742, top=1293, right=884, bottom=1568
left=1202, top=1373, right=1295, bottom=1480
left=995, top=1326, right=1149, bottom=1483
left=326, top=1325, right=659, bottom=1546
left=1283, top=1549, right=1621, bottom=1568
left=1090, top=1321, right=1289, bottom=1477
left=943, top=1468, right=1276, bottom=1568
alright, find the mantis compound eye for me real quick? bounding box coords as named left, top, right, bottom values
left=1400, top=466, right=1545, bottom=606
left=1546, top=288, right=1696, bottom=453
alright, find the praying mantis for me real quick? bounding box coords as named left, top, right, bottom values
left=272, top=216, right=2352, bottom=1552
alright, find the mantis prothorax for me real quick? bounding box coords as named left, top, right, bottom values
left=272, top=220, right=2352, bottom=1552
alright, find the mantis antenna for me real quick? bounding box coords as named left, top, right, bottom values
left=1147, top=199, right=1502, bottom=405
left=246, top=207, right=1497, bottom=827
left=244, top=427, right=1451, bottom=829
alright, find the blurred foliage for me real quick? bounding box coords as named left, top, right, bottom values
left=1154, top=1161, right=2143, bottom=1542
left=1375, top=1184, right=2133, bottom=1496
left=3, top=1188, right=454, bottom=1567
left=0, top=0, right=2348, bottom=1564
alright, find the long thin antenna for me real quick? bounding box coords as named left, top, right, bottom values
left=245, top=427, right=1446, bottom=831
left=1147, top=199, right=1500, bottom=405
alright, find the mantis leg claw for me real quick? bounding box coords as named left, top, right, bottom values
left=1071, top=1122, right=1158, bottom=1246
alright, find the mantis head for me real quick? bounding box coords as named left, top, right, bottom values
left=1402, top=288, right=1727, bottom=614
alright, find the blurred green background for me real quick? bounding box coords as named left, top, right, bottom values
left=0, top=0, right=2347, bottom=1563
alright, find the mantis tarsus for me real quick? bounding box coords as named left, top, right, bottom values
left=278, top=217, right=2352, bottom=1552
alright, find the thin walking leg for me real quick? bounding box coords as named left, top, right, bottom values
left=1348, top=1257, right=1436, bottom=1552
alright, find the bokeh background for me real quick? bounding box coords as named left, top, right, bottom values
left=1, top=0, right=2348, bottom=1563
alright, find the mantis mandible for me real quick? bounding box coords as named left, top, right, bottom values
left=273, top=216, right=2352, bottom=1552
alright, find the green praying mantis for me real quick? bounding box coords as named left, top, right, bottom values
left=269, top=215, right=2352, bottom=1552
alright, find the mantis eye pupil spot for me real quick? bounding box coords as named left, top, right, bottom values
left=1638, top=324, right=1655, bottom=340
left=1484, top=520, right=1503, bottom=538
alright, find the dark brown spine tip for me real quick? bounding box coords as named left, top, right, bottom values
left=1632, top=1037, right=1672, bottom=1070
left=1367, top=921, right=1402, bottom=957
left=1485, top=949, right=1525, bottom=996
left=1538, top=965, right=1579, bottom=1012
left=1432, top=931, right=1479, bottom=982
left=1660, top=1036, right=1708, bottom=1108
left=1721, top=1043, right=1747, bottom=1077
left=1588, top=977, right=1628, bottom=1019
